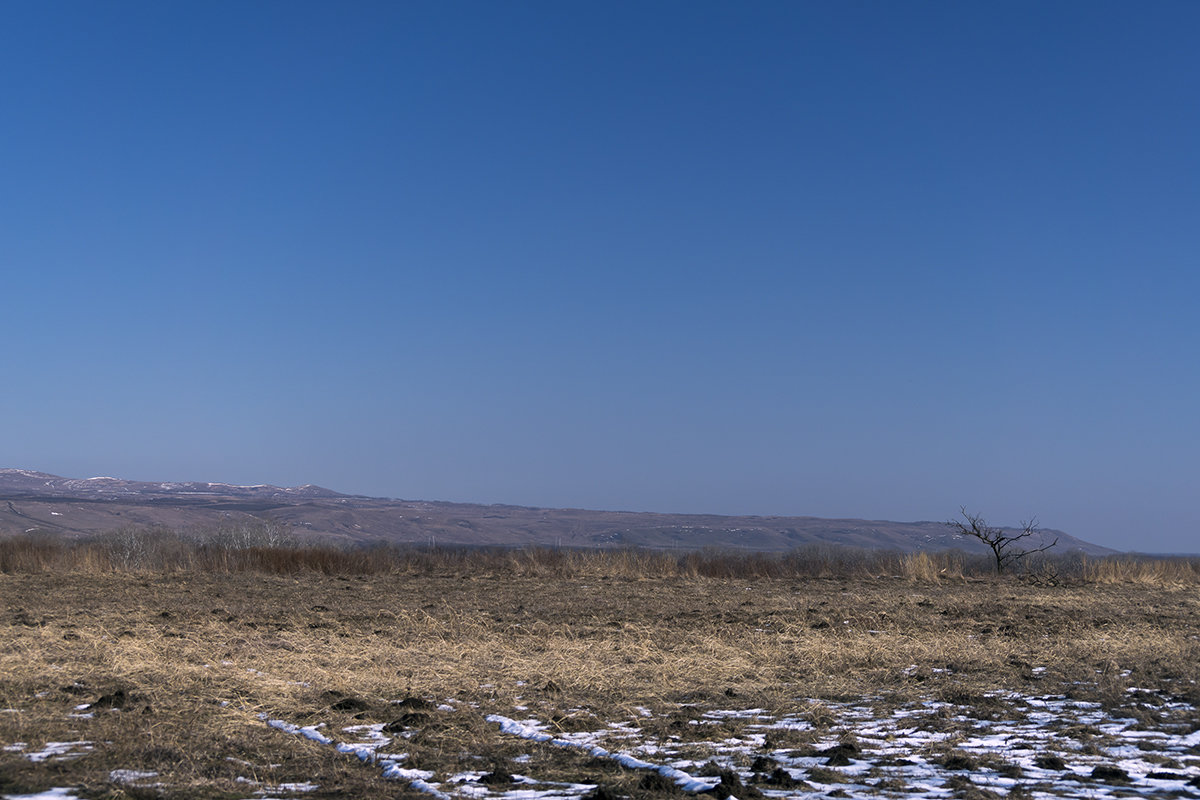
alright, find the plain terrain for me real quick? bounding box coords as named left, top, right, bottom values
left=2, top=546, right=1198, bottom=799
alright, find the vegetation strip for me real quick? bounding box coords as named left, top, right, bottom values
left=4, top=531, right=1199, bottom=582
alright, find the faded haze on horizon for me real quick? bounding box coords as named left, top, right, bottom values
left=3, top=2, right=1197, bottom=554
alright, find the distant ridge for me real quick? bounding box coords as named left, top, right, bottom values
left=0, top=468, right=1116, bottom=556
left=0, top=468, right=345, bottom=500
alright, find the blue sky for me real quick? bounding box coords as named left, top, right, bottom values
left=3, top=1, right=1197, bottom=552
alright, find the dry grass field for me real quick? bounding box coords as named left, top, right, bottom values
left=2, top=543, right=1199, bottom=799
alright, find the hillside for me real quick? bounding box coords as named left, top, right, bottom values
left=0, top=468, right=1114, bottom=555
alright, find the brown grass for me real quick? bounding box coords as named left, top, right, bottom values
left=2, top=565, right=1198, bottom=797
left=2, top=530, right=1197, bottom=584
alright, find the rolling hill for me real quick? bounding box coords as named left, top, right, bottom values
left=0, top=468, right=1114, bottom=555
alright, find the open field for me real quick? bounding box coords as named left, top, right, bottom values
left=2, top=548, right=1199, bottom=799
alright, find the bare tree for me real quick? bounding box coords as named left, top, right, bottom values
left=947, top=508, right=1057, bottom=574
left=202, top=519, right=295, bottom=550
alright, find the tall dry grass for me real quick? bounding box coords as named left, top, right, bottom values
left=1, top=527, right=1196, bottom=584
left=1076, top=554, right=1200, bottom=584
left=900, top=551, right=966, bottom=582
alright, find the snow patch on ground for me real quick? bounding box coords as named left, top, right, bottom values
left=109, top=769, right=159, bottom=784
left=485, top=693, right=1200, bottom=800
left=263, top=715, right=452, bottom=799
left=487, top=714, right=719, bottom=793
left=1, top=790, right=85, bottom=800
left=24, top=741, right=92, bottom=763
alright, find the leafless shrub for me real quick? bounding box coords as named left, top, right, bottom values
left=947, top=508, right=1057, bottom=574
left=196, top=520, right=296, bottom=550
left=97, top=527, right=189, bottom=571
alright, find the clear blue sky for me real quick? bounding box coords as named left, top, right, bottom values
left=3, top=1, right=1197, bottom=552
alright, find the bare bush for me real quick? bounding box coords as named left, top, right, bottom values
left=101, top=527, right=158, bottom=570
left=946, top=508, right=1057, bottom=574
left=198, top=520, right=296, bottom=550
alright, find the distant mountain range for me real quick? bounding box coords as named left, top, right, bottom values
left=0, top=468, right=343, bottom=500
left=0, top=468, right=1116, bottom=555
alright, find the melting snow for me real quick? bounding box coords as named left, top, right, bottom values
left=487, top=714, right=719, bottom=793
left=482, top=694, right=1200, bottom=800
left=215, top=671, right=1200, bottom=800
left=24, top=741, right=92, bottom=763
left=263, top=715, right=454, bottom=798
left=109, top=769, right=159, bottom=784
